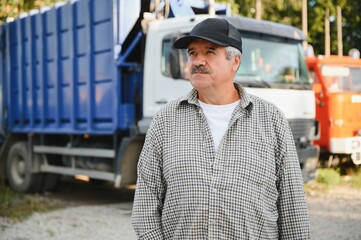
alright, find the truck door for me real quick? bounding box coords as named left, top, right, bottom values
left=143, top=29, right=192, bottom=120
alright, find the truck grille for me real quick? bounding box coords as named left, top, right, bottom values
left=288, top=119, right=316, bottom=146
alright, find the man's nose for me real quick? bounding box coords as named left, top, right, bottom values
left=191, top=55, right=206, bottom=66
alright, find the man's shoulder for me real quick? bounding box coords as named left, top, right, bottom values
left=247, top=93, right=289, bottom=127
left=155, top=96, right=191, bottom=117
left=248, top=93, right=280, bottom=112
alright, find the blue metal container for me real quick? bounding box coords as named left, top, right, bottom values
left=1, top=0, right=141, bottom=135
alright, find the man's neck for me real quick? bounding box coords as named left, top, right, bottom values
left=198, top=84, right=240, bottom=105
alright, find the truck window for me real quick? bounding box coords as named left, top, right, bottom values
left=161, top=38, right=188, bottom=80
left=235, top=37, right=310, bottom=89
left=321, top=65, right=361, bottom=93
left=161, top=34, right=311, bottom=89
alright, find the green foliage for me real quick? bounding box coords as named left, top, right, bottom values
left=0, top=0, right=360, bottom=57
left=0, top=0, right=60, bottom=24
left=0, top=185, right=12, bottom=209
left=0, top=185, right=63, bottom=222
left=316, top=168, right=341, bottom=186
left=349, top=170, right=361, bottom=189
left=341, top=0, right=361, bottom=55
left=217, top=0, right=240, bottom=15
left=218, top=0, right=361, bottom=56
left=305, top=166, right=361, bottom=196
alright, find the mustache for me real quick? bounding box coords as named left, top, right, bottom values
left=191, top=66, right=210, bottom=74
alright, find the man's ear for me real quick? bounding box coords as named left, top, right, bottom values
left=233, top=55, right=241, bottom=72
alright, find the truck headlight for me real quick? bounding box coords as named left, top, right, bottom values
left=352, top=140, right=361, bottom=150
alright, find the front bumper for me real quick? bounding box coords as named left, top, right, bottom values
left=330, top=137, right=361, bottom=164
left=330, top=137, right=361, bottom=154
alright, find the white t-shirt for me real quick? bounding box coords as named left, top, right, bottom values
left=199, top=99, right=240, bottom=150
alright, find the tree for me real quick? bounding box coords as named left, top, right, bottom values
left=222, top=0, right=360, bottom=56
left=0, top=0, right=59, bottom=24
left=341, top=0, right=361, bottom=55
left=2, top=0, right=360, bottom=55
left=306, top=0, right=360, bottom=55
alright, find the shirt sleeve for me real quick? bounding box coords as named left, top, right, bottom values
left=275, top=111, right=311, bottom=239
left=131, top=115, right=166, bottom=239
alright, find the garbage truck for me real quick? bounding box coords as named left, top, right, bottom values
left=306, top=50, right=361, bottom=167
left=0, top=0, right=319, bottom=193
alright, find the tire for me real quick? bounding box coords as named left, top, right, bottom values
left=41, top=173, right=60, bottom=191
left=6, top=142, right=43, bottom=193
left=33, top=154, right=60, bottom=192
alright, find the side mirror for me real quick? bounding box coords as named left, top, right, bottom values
left=313, top=83, right=323, bottom=94
left=168, top=48, right=189, bottom=80
left=169, top=48, right=181, bottom=79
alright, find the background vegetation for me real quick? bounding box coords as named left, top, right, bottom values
left=220, top=0, right=360, bottom=56
left=0, top=185, right=63, bottom=222
left=0, top=0, right=59, bottom=20
left=0, top=0, right=360, bottom=56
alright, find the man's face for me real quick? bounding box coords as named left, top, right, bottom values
left=186, top=39, right=239, bottom=92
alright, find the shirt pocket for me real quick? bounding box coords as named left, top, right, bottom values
left=225, top=140, right=275, bottom=186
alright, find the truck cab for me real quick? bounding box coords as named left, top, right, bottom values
left=141, top=14, right=319, bottom=181
left=306, top=52, right=361, bottom=166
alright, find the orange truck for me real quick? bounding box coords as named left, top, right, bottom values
left=306, top=53, right=361, bottom=166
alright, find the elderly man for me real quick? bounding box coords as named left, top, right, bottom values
left=132, top=18, right=310, bottom=239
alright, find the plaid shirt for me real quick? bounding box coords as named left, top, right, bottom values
left=132, top=83, right=310, bottom=239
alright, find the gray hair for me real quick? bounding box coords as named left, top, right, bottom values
left=225, top=46, right=242, bottom=60
left=225, top=46, right=242, bottom=70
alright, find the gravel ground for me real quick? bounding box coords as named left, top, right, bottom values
left=1, top=183, right=361, bottom=240
left=0, top=203, right=136, bottom=240
left=307, top=185, right=361, bottom=240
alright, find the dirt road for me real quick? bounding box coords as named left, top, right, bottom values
left=1, top=180, right=361, bottom=239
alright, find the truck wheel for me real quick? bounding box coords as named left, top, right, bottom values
left=34, top=154, right=60, bottom=191
left=6, top=142, right=42, bottom=193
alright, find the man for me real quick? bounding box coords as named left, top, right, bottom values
left=132, top=18, right=310, bottom=239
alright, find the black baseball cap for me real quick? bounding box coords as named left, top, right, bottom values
left=173, top=18, right=242, bottom=53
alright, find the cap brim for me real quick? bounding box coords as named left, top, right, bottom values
left=173, top=35, right=228, bottom=49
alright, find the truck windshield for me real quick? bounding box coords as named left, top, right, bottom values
left=321, top=65, right=361, bottom=93
left=162, top=34, right=310, bottom=90
left=235, top=37, right=310, bottom=89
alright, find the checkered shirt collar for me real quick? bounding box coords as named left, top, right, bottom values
left=178, top=82, right=253, bottom=113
